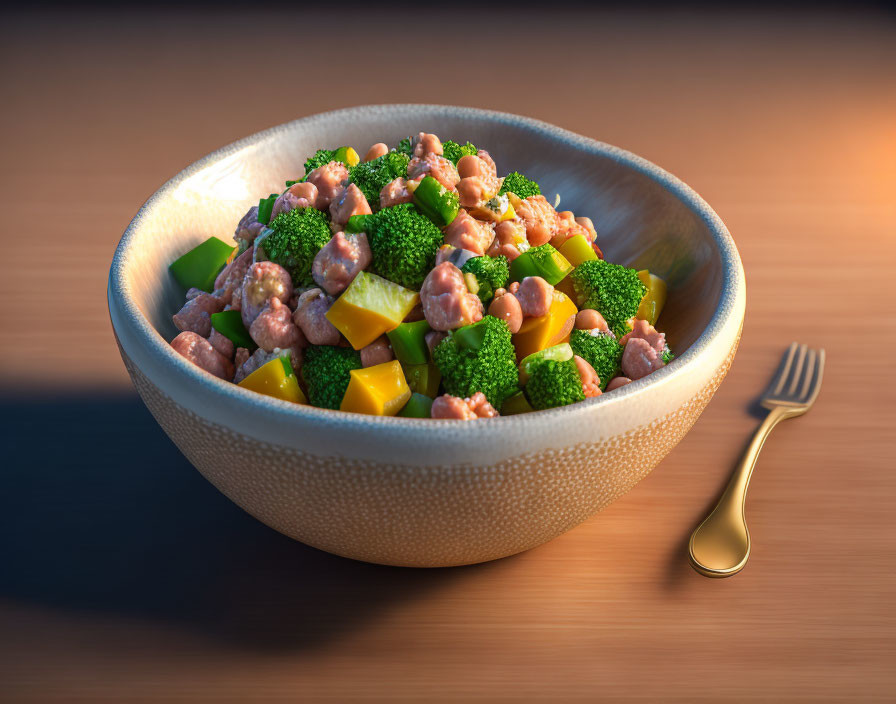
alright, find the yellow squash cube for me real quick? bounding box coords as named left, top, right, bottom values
left=326, top=271, right=420, bottom=350
left=636, top=270, right=667, bottom=326
left=237, top=357, right=306, bottom=404
left=340, top=360, right=411, bottom=416
left=512, top=290, right=578, bottom=361
left=558, top=234, right=598, bottom=267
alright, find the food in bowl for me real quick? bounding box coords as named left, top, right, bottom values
left=167, top=132, right=674, bottom=419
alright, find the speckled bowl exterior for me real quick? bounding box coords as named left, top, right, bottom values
left=108, top=105, right=745, bottom=567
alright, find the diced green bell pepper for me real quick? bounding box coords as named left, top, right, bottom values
left=501, top=391, right=535, bottom=415
left=398, top=392, right=434, bottom=418
left=345, top=213, right=374, bottom=234
left=211, top=310, right=257, bottom=350
left=169, top=236, right=236, bottom=292
left=257, top=192, right=280, bottom=225
left=412, top=175, right=459, bottom=227
left=386, top=319, right=431, bottom=365
left=402, top=362, right=441, bottom=398
left=509, top=244, right=573, bottom=286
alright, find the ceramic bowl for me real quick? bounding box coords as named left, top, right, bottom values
left=108, top=105, right=745, bottom=567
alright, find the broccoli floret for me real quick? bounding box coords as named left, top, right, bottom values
left=395, top=137, right=414, bottom=157
left=569, top=259, right=647, bottom=338
left=442, top=140, right=477, bottom=164
left=303, top=148, right=338, bottom=177
left=570, top=329, right=623, bottom=391
left=432, top=316, right=519, bottom=408
left=661, top=346, right=675, bottom=365
left=366, top=203, right=443, bottom=289
left=524, top=358, right=585, bottom=411
left=498, top=172, right=541, bottom=199
left=461, top=255, right=510, bottom=304
left=348, top=151, right=410, bottom=206
left=301, top=345, right=362, bottom=410
left=264, top=207, right=332, bottom=286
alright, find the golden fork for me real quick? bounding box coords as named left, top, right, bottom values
left=688, top=343, right=825, bottom=578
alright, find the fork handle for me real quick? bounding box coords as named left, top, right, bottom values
left=688, top=406, right=788, bottom=577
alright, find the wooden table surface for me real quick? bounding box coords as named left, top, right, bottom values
left=2, top=7, right=895, bottom=702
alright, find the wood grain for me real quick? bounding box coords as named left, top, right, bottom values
left=1, top=8, right=894, bottom=702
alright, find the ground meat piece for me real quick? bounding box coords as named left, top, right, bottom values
left=270, top=181, right=319, bottom=220
left=407, top=153, right=460, bottom=191
left=329, top=183, right=372, bottom=227
left=379, top=177, right=414, bottom=209
left=364, top=142, right=389, bottom=162
left=185, top=287, right=203, bottom=301
left=605, top=376, right=632, bottom=392
left=306, top=160, right=350, bottom=209
left=208, top=328, right=235, bottom=359
left=213, top=248, right=253, bottom=306
left=420, top=262, right=484, bottom=331
left=250, top=297, right=306, bottom=352
left=360, top=336, right=394, bottom=367
left=575, top=309, right=610, bottom=332
left=171, top=331, right=234, bottom=380
left=233, top=348, right=279, bottom=384
left=455, top=154, right=500, bottom=208
left=620, top=319, right=666, bottom=354
left=240, top=261, right=293, bottom=328
left=486, top=220, right=526, bottom=261
left=311, top=231, right=371, bottom=296
left=515, top=195, right=561, bottom=246
left=431, top=392, right=498, bottom=420
left=551, top=210, right=592, bottom=248
left=412, top=132, right=443, bottom=157
left=172, top=292, right=224, bottom=337
left=425, top=330, right=447, bottom=355
left=514, top=276, right=554, bottom=318
left=403, top=302, right=426, bottom=322
left=575, top=216, right=597, bottom=242
left=234, top=205, right=265, bottom=246
left=442, top=209, right=495, bottom=256
left=293, top=288, right=341, bottom=345
left=234, top=347, right=250, bottom=371
left=621, top=337, right=665, bottom=380
left=574, top=355, right=602, bottom=398
left=487, top=289, right=523, bottom=334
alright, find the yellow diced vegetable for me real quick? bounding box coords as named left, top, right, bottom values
left=512, top=290, right=578, bottom=361
left=334, top=146, right=360, bottom=167
left=470, top=194, right=515, bottom=223
left=340, top=360, right=411, bottom=416
left=558, top=234, right=598, bottom=267
left=237, top=357, right=306, bottom=404
left=636, top=270, right=667, bottom=326
left=326, top=271, right=420, bottom=350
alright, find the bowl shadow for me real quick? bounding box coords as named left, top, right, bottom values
left=0, top=391, right=473, bottom=652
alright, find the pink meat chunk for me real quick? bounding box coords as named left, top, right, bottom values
left=329, top=183, right=372, bottom=227
left=311, top=231, right=371, bottom=296
left=431, top=392, right=498, bottom=420
left=234, top=206, right=265, bottom=246
left=407, top=153, right=460, bottom=191
left=240, top=261, right=293, bottom=328
left=360, top=336, right=395, bottom=368
left=621, top=338, right=665, bottom=380
left=171, top=331, right=234, bottom=380
left=208, top=329, right=235, bottom=359
left=293, top=288, right=341, bottom=345
left=515, top=195, right=561, bottom=247
left=620, top=318, right=666, bottom=355
left=442, top=209, right=495, bottom=256
left=306, top=161, right=350, bottom=209
left=573, top=355, right=602, bottom=398
left=514, top=276, right=554, bottom=318
left=172, top=292, right=224, bottom=337
left=249, top=297, right=306, bottom=352
left=420, top=262, right=483, bottom=331
left=379, top=177, right=414, bottom=209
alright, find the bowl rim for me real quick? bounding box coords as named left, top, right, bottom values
left=108, top=103, right=744, bottom=431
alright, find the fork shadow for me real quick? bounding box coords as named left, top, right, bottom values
left=0, top=391, right=477, bottom=651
